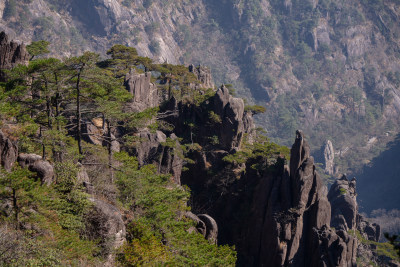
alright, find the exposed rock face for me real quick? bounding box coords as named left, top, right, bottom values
left=243, top=111, right=256, bottom=144
left=213, top=85, right=245, bottom=151
left=17, top=153, right=54, bottom=185
left=81, top=118, right=120, bottom=152
left=185, top=212, right=218, bottom=244
left=132, top=129, right=183, bottom=183
left=357, top=214, right=380, bottom=242
left=188, top=64, right=214, bottom=88
left=197, top=214, right=218, bottom=244
left=86, top=197, right=126, bottom=265
left=124, top=69, right=158, bottom=112
left=328, top=175, right=358, bottom=231
left=323, top=140, right=335, bottom=175
left=0, top=130, right=18, bottom=171
left=0, top=32, right=29, bottom=81
left=182, top=130, right=358, bottom=267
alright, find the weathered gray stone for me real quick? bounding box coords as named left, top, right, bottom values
left=17, top=153, right=54, bottom=185
left=86, top=197, right=126, bottom=265
left=328, top=175, right=358, bottom=231
left=188, top=64, right=214, bottom=89
left=213, top=85, right=245, bottom=151
left=0, top=32, right=29, bottom=81
left=198, top=214, right=218, bottom=244
left=323, top=140, right=335, bottom=175
left=124, top=69, right=158, bottom=112
left=0, top=130, right=18, bottom=171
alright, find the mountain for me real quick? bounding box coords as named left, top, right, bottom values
left=2, top=0, right=400, bottom=176
left=0, top=32, right=399, bottom=266
left=357, top=134, right=400, bottom=212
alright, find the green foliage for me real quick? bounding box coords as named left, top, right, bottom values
left=149, top=39, right=161, bottom=55
left=209, top=111, right=222, bottom=124
left=26, top=40, right=51, bottom=60
left=245, top=105, right=266, bottom=114
left=115, top=153, right=236, bottom=265
left=339, top=188, right=347, bottom=195
left=350, top=230, right=400, bottom=261
left=223, top=133, right=290, bottom=170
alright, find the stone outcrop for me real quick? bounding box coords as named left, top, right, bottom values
left=188, top=64, right=214, bottom=89
left=323, top=140, right=335, bottom=175
left=81, top=118, right=120, bottom=152
left=213, top=85, right=245, bottom=151
left=328, top=175, right=358, bottom=231
left=0, top=130, right=18, bottom=171
left=124, top=69, right=158, bottom=112
left=357, top=214, right=380, bottom=242
left=197, top=214, right=218, bottom=244
left=0, top=32, right=29, bottom=81
left=132, top=129, right=183, bottom=183
left=86, top=197, right=126, bottom=265
left=185, top=212, right=218, bottom=244
left=17, top=153, right=54, bottom=186
left=182, top=130, right=359, bottom=267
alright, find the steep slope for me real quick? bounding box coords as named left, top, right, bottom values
left=356, top=134, right=400, bottom=213
left=0, top=31, right=398, bottom=266
left=2, top=0, right=400, bottom=176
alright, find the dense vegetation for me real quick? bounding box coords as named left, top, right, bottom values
left=0, top=43, right=241, bottom=265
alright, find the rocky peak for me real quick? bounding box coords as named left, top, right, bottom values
left=124, top=68, right=159, bottom=112
left=188, top=64, right=214, bottom=89
left=289, top=130, right=310, bottom=180
left=328, top=174, right=358, bottom=231
left=0, top=31, right=29, bottom=81
left=213, top=85, right=245, bottom=151
left=323, top=139, right=335, bottom=175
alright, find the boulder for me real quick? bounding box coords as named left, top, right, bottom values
left=185, top=212, right=218, bottom=244
left=0, top=130, right=18, bottom=171
left=198, top=214, right=218, bottom=244
left=357, top=214, right=381, bottom=242
left=17, top=153, right=54, bottom=186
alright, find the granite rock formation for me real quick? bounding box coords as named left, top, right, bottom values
left=213, top=85, right=245, bottom=151
left=0, top=130, right=18, bottom=172
left=124, top=69, right=158, bottom=112
left=132, top=129, right=183, bottom=184
left=181, top=130, right=359, bottom=267
left=17, top=153, right=55, bottom=186
left=323, top=140, right=335, bottom=175
left=0, top=32, right=29, bottom=81
left=86, top=197, right=126, bottom=266
left=236, top=131, right=357, bottom=267
left=328, top=175, right=358, bottom=231
left=188, top=64, right=214, bottom=89
left=185, top=212, right=218, bottom=244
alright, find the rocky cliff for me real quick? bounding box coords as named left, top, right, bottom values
left=0, top=31, right=28, bottom=80
left=3, top=0, right=400, bottom=179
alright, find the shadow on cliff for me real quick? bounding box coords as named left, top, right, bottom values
left=357, top=134, right=400, bottom=213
